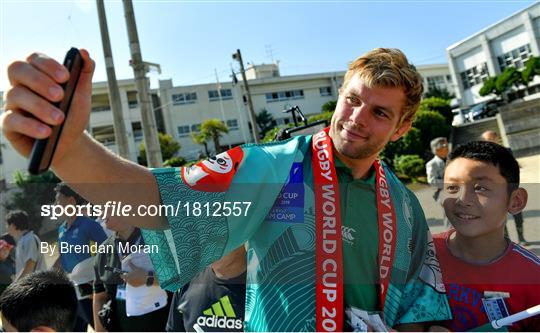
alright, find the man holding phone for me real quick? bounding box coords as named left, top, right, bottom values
left=93, top=216, right=169, bottom=332
left=1, top=48, right=451, bottom=331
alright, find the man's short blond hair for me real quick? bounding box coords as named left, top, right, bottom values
left=342, top=48, right=424, bottom=125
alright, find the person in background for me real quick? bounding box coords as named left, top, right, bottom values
left=53, top=183, right=108, bottom=331
left=481, top=130, right=528, bottom=245
left=0, top=270, right=78, bottom=332
left=0, top=234, right=16, bottom=295
left=6, top=210, right=46, bottom=280
left=93, top=216, right=170, bottom=332
left=166, top=245, right=246, bottom=332
left=426, top=137, right=450, bottom=227
left=433, top=141, right=539, bottom=331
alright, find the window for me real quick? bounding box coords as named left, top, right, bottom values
left=265, top=89, right=304, bottom=102
left=459, top=63, right=489, bottom=89
left=427, top=75, right=445, bottom=86
left=132, top=122, right=143, bottom=140
left=226, top=119, right=238, bottom=130
left=91, top=105, right=110, bottom=112
left=128, top=100, right=138, bottom=109
left=172, top=92, right=197, bottom=105
left=320, top=87, right=332, bottom=96
left=497, top=44, right=532, bottom=71
left=177, top=125, right=190, bottom=137
left=208, top=89, right=233, bottom=101
left=191, top=123, right=201, bottom=132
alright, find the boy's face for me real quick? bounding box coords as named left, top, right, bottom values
left=0, top=247, right=11, bottom=260
left=442, top=157, right=512, bottom=238
left=6, top=223, right=17, bottom=237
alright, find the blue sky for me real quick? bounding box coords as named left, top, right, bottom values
left=0, top=0, right=537, bottom=91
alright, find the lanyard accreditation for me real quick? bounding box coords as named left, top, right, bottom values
left=311, top=128, right=397, bottom=332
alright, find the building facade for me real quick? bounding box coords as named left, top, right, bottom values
left=0, top=63, right=451, bottom=183
left=447, top=2, right=540, bottom=107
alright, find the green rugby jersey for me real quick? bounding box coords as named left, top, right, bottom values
left=141, top=135, right=451, bottom=331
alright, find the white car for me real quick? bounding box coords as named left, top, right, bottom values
left=452, top=108, right=468, bottom=126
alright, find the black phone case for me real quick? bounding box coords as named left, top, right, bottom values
left=28, top=47, right=83, bottom=174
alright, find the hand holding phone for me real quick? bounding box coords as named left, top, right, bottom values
left=27, top=48, right=83, bottom=174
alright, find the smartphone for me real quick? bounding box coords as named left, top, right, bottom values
left=104, top=265, right=128, bottom=275
left=27, top=47, right=83, bottom=175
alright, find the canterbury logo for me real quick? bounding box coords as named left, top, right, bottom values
left=342, top=226, right=356, bottom=243
left=203, top=295, right=236, bottom=317
left=196, top=296, right=243, bottom=330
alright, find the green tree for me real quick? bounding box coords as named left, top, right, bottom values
left=495, top=67, right=523, bottom=97
left=200, top=119, right=229, bottom=154
left=321, top=100, right=337, bottom=113
left=521, top=56, right=540, bottom=86
left=419, top=97, right=453, bottom=125
left=139, top=132, right=181, bottom=166
left=424, top=86, right=454, bottom=100
left=192, top=131, right=210, bottom=157
left=480, top=66, right=529, bottom=101
left=3, top=171, right=60, bottom=233
left=413, top=110, right=451, bottom=150
left=479, top=77, right=498, bottom=97
left=256, top=109, right=277, bottom=139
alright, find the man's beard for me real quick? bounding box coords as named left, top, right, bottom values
left=334, top=136, right=383, bottom=160
left=330, top=124, right=383, bottom=160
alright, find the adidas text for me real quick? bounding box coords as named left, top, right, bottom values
left=197, top=315, right=243, bottom=330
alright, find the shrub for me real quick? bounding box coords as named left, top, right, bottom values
left=381, top=127, right=423, bottom=167
left=307, top=112, right=333, bottom=124
left=394, top=155, right=425, bottom=181
left=321, top=100, right=337, bottom=113
left=419, top=97, right=453, bottom=125
left=163, top=156, right=187, bottom=167
left=413, top=110, right=450, bottom=149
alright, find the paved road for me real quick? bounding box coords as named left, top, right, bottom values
left=412, top=154, right=540, bottom=256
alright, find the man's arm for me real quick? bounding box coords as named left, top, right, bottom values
left=53, top=134, right=164, bottom=230
left=1, top=50, right=165, bottom=230
left=426, top=161, right=443, bottom=190
left=16, top=259, right=36, bottom=280
left=52, top=257, right=62, bottom=270
left=93, top=291, right=109, bottom=332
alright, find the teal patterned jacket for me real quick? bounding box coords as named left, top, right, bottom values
left=141, top=135, right=452, bottom=331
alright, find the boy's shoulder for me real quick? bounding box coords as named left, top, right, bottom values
left=507, top=242, right=540, bottom=271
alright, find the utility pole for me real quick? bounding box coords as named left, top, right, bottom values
left=122, top=0, right=163, bottom=167
left=232, top=49, right=260, bottom=143
left=214, top=69, right=231, bottom=150
left=96, top=0, right=132, bottom=160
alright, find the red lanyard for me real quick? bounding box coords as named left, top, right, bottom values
left=312, top=128, right=396, bottom=331
left=374, top=159, right=396, bottom=310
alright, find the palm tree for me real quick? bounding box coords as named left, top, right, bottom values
left=200, top=119, right=229, bottom=154
left=192, top=131, right=210, bottom=157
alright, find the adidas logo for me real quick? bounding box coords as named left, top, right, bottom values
left=196, top=296, right=243, bottom=330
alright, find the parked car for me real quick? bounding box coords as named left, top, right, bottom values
left=451, top=107, right=470, bottom=126
left=467, top=100, right=503, bottom=121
